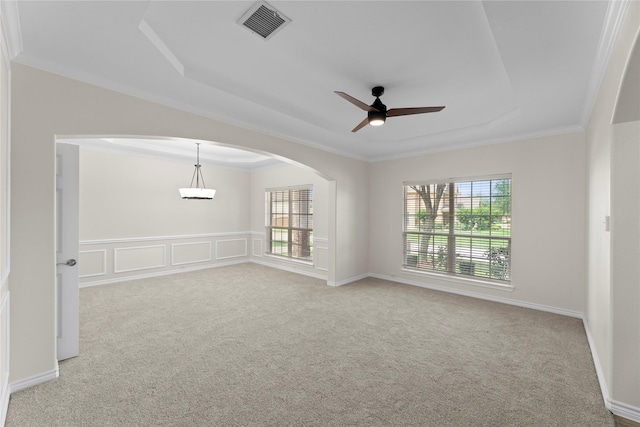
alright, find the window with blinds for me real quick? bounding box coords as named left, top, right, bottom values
left=266, top=187, right=313, bottom=261
left=403, top=177, right=511, bottom=282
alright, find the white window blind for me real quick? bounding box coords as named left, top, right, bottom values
left=266, top=187, right=313, bottom=261
left=403, top=177, right=511, bottom=281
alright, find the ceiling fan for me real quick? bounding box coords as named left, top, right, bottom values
left=334, top=86, right=445, bottom=132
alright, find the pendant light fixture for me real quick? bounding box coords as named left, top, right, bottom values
left=179, top=143, right=216, bottom=199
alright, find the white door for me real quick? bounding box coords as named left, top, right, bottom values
left=56, top=143, right=79, bottom=360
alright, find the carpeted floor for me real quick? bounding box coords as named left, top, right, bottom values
left=6, top=263, right=614, bottom=426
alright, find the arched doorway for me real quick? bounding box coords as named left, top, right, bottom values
left=55, top=135, right=335, bottom=360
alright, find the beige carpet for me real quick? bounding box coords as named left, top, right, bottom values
left=7, top=263, right=613, bottom=426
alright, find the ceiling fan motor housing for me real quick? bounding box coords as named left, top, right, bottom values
left=370, top=97, right=387, bottom=112
left=372, top=86, right=385, bottom=97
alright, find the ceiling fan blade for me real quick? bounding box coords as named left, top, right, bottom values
left=351, top=118, right=369, bottom=133
left=335, top=91, right=379, bottom=112
left=387, top=106, right=445, bottom=117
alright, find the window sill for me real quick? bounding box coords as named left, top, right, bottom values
left=263, top=253, right=313, bottom=267
left=400, top=267, right=514, bottom=292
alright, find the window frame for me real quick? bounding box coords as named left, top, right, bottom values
left=265, top=185, right=313, bottom=262
left=402, top=175, right=512, bottom=286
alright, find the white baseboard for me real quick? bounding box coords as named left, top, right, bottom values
left=370, top=273, right=583, bottom=318
left=327, top=273, right=369, bottom=287
left=79, top=259, right=248, bottom=288
left=582, top=318, right=611, bottom=409
left=583, top=318, right=640, bottom=423
left=82, top=258, right=329, bottom=288
left=9, top=364, right=59, bottom=394
left=250, top=258, right=328, bottom=282
left=610, top=399, right=640, bottom=423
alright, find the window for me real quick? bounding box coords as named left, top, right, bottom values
left=403, top=177, right=511, bottom=282
left=266, top=187, right=313, bottom=261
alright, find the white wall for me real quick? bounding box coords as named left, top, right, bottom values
left=9, top=63, right=369, bottom=385
left=586, top=100, right=613, bottom=392
left=77, top=148, right=254, bottom=285
left=249, top=164, right=330, bottom=278
left=585, top=0, right=640, bottom=420
left=369, top=132, right=587, bottom=314
left=80, top=148, right=251, bottom=238
left=611, top=120, right=640, bottom=408
left=0, top=12, right=10, bottom=423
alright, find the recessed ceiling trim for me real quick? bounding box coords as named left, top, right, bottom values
left=139, top=18, right=185, bottom=76
left=238, top=1, right=291, bottom=40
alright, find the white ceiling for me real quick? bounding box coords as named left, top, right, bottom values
left=4, top=1, right=628, bottom=164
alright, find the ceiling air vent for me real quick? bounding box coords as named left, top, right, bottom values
left=238, top=1, right=291, bottom=40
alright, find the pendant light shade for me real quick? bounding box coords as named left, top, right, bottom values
left=178, top=187, right=216, bottom=199
left=179, top=143, right=216, bottom=200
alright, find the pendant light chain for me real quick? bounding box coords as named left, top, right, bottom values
left=188, top=143, right=208, bottom=189
left=196, top=144, right=206, bottom=189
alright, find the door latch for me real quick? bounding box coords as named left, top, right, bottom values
left=57, top=259, right=77, bottom=267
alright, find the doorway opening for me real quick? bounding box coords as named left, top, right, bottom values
left=55, top=135, right=335, bottom=360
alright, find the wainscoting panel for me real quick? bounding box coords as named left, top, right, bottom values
left=314, top=247, right=329, bottom=271
left=79, top=249, right=106, bottom=278
left=314, top=237, right=329, bottom=272
left=171, top=241, right=212, bottom=266
left=79, top=233, right=252, bottom=287
left=216, top=239, right=247, bottom=260
left=252, top=238, right=263, bottom=257
left=114, top=245, right=166, bottom=273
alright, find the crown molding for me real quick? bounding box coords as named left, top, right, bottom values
left=580, top=0, right=632, bottom=126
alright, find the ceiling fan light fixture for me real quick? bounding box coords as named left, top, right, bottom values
left=368, top=110, right=386, bottom=126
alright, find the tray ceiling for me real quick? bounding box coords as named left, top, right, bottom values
left=5, top=1, right=628, bottom=163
